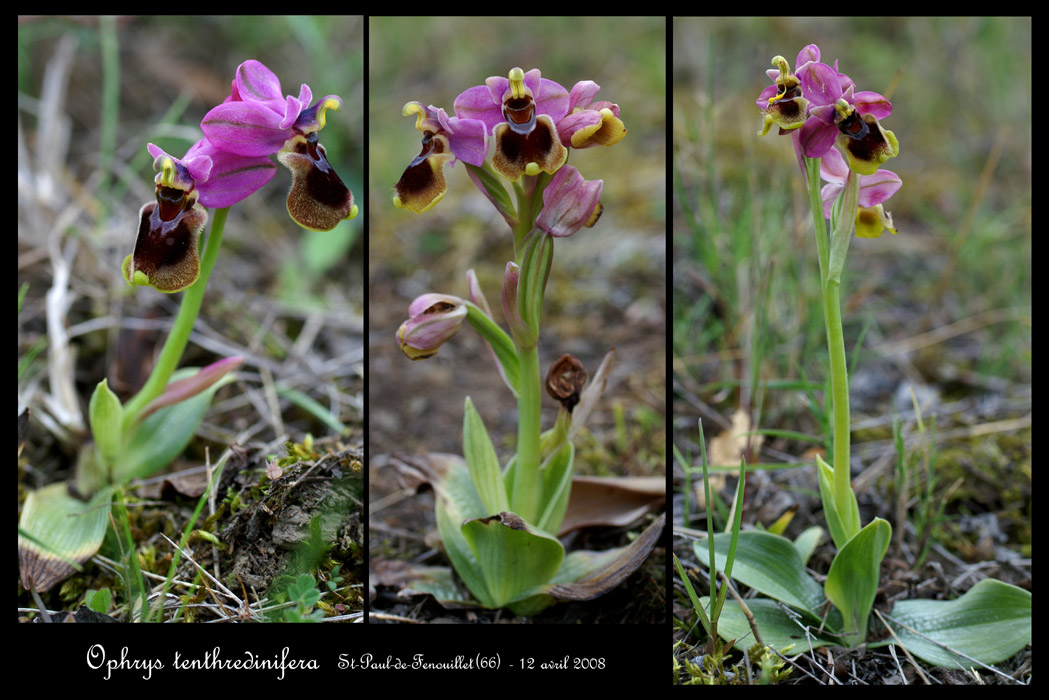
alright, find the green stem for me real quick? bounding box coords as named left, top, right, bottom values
left=512, top=176, right=536, bottom=255
left=825, top=171, right=861, bottom=537
left=823, top=276, right=854, bottom=530
left=804, top=156, right=829, bottom=287
left=806, top=156, right=861, bottom=540
left=121, top=206, right=230, bottom=432
left=512, top=342, right=543, bottom=523
left=505, top=173, right=557, bottom=524
left=511, top=172, right=554, bottom=256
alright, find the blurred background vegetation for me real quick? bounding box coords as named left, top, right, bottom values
left=18, top=15, right=364, bottom=481
left=368, top=17, right=667, bottom=473
left=672, top=14, right=1030, bottom=582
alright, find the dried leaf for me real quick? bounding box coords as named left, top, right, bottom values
left=709, top=409, right=763, bottom=466
left=544, top=512, right=665, bottom=601
left=559, top=476, right=665, bottom=535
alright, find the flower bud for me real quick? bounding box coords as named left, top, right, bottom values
left=397, top=294, right=467, bottom=360
left=536, top=165, right=603, bottom=238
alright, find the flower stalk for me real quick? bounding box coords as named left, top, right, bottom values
left=512, top=341, right=543, bottom=523
left=754, top=44, right=900, bottom=644
left=822, top=166, right=861, bottom=538
left=121, top=206, right=229, bottom=430
left=391, top=66, right=663, bottom=614
left=19, top=59, right=357, bottom=596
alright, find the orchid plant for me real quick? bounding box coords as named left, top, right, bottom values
left=18, top=59, right=357, bottom=600
left=690, top=44, right=1030, bottom=669
left=391, top=67, right=664, bottom=616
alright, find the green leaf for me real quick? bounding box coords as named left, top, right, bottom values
left=535, top=441, right=574, bottom=535
left=88, top=378, right=123, bottom=466
left=86, top=587, right=112, bottom=614
left=793, top=526, right=824, bottom=567
left=880, top=578, right=1031, bottom=668
left=428, top=454, right=494, bottom=607
left=18, top=483, right=115, bottom=593
left=694, top=530, right=825, bottom=613
left=816, top=454, right=861, bottom=550
left=700, top=596, right=840, bottom=656
left=823, top=517, right=891, bottom=647
left=461, top=511, right=564, bottom=609
left=462, top=396, right=510, bottom=515
left=463, top=302, right=520, bottom=394
left=71, top=439, right=110, bottom=501
left=113, top=366, right=235, bottom=483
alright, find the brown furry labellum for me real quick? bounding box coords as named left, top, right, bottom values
left=546, top=354, right=587, bottom=412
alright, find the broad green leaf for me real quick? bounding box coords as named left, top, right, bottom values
left=694, top=530, right=825, bottom=613
left=793, top=526, right=824, bottom=567
left=461, top=511, right=563, bottom=609
left=462, top=396, right=510, bottom=514
left=18, top=482, right=115, bottom=592
left=879, top=578, right=1031, bottom=668
left=824, top=517, right=891, bottom=647
left=699, top=596, right=840, bottom=657
left=428, top=454, right=493, bottom=607
left=394, top=514, right=662, bottom=617
left=71, top=439, right=110, bottom=501
left=506, top=593, right=556, bottom=616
